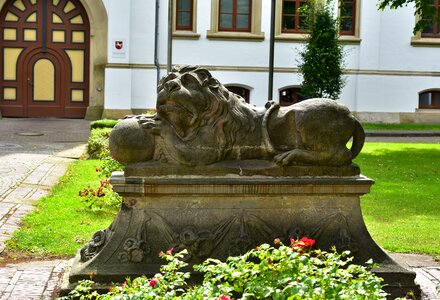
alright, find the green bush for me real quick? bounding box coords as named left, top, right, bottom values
left=61, top=238, right=389, bottom=300
left=83, top=127, right=123, bottom=210
left=86, top=128, right=112, bottom=159
left=90, top=119, right=119, bottom=129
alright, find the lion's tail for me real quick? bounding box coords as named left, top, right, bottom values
left=350, top=119, right=365, bottom=159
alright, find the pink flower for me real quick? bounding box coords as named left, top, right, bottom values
left=165, top=247, right=174, bottom=255
left=149, top=277, right=158, bottom=287
left=274, top=237, right=281, bottom=244
left=217, top=296, right=230, bottom=300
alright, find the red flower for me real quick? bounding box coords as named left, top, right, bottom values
left=299, top=237, right=315, bottom=247
left=217, top=296, right=230, bottom=300
left=291, top=237, right=316, bottom=250
left=149, top=277, right=158, bottom=287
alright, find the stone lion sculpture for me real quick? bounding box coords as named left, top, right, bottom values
left=110, top=65, right=365, bottom=167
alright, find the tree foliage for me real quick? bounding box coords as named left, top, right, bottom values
left=377, top=0, right=435, bottom=34
left=298, top=1, right=345, bottom=100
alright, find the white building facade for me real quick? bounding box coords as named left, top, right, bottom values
left=1, top=0, right=439, bottom=122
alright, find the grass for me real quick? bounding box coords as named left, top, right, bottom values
left=363, top=123, right=440, bottom=130
left=354, top=142, right=440, bottom=259
left=6, top=160, right=118, bottom=257
left=5, top=142, right=440, bottom=260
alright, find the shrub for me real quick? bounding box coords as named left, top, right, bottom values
left=87, top=128, right=112, bottom=159
left=83, top=127, right=123, bottom=210
left=90, top=119, right=119, bottom=130
left=61, top=238, right=389, bottom=300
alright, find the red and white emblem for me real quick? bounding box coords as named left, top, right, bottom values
left=115, top=41, right=123, bottom=50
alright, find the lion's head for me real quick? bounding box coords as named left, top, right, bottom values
left=156, top=65, right=257, bottom=142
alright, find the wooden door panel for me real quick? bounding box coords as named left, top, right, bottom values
left=0, top=0, right=89, bottom=118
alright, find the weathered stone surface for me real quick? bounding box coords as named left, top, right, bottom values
left=65, top=174, right=420, bottom=299
left=110, top=65, right=365, bottom=168
left=124, top=160, right=361, bottom=177
left=109, top=118, right=155, bottom=164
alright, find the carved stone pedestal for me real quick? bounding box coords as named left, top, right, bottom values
left=62, top=164, right=420, bottom=299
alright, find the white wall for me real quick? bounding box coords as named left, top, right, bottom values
left=106, top=1, right=131, bottom=64
left=131, top=69, right=158, bottom=109
left=104, top=68, right=132, bottom=109
left=129, top=0, right=156, bottom=64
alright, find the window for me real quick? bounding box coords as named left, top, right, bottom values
left=226, top=85, right=250, bottom=103
left=421, top=0, right=440, bottom=38
left=419, top=90, right=440, bottom=109
left=207, top=0, right=264, bottom=40
left=275, top=0, right=361, bottom=43
left=279, top=87, right=305, bottom=106
left=281, top=0, right=308, bottom=33
left=173, top=0, right=199, bottom=38
left=339, top=0, right=356, bottom=36
left=176, top=0, right=193, bottom=31
left=219, top=0, right=251, bottom=32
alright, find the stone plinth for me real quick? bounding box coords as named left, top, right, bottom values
left=63, top=166, right=420, bottom=299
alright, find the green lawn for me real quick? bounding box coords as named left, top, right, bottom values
left=355, top=142, right=440, bottom=259
left=5, top=142, right=440, bottom=260
left=6, top=160, right=118, bottom=257
left=362, top=123, right=440, bottom=130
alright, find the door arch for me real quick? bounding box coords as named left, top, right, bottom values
left=0, top=0, right=90, bottom=118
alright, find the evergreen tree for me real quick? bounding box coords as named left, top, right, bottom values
left=298, top=1, right=345, bottom=100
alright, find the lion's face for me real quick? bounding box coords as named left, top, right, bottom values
left=156, top=66, right=225, bottom=140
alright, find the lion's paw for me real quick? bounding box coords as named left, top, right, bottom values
left=274, top=151, right=296, bottom=166
left=139, top=118, right=161, bottom=135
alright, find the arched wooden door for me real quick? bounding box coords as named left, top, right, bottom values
left=0, top=0, right=90, bottom=118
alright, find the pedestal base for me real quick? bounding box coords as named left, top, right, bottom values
left=62, top=169, right=420, bottom=299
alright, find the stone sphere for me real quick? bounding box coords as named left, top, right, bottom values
left=109, top=118, right=155, bottom=164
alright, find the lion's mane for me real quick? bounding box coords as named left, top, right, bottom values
left=159, top=65, right=261, bottom=152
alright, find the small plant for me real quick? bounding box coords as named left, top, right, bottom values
left=78, top=179, right=121, bottom=210
left=61, top=238, right=389, bottom=299
left=96, top=146, right=123, bottom=179
left=87, top=128, right=112, bottom=159
left=63, top=280, right=101, bottom=299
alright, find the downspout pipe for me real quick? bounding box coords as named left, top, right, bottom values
left=268, top=0, right=276, bottom=101
left=167, top=0, right=173, bottom=73
left=154, top=0, right=160, bottom=87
